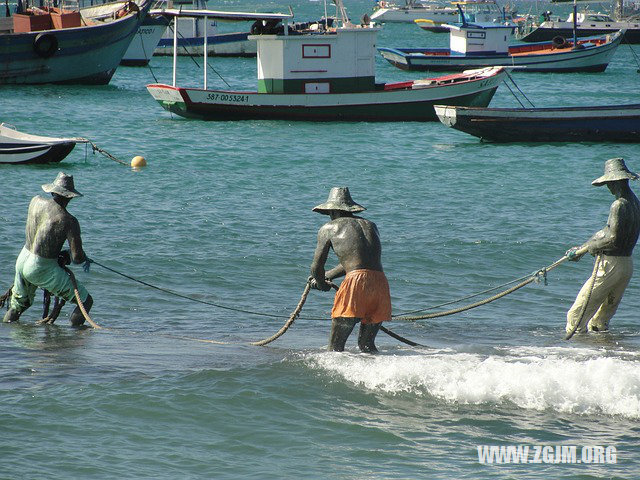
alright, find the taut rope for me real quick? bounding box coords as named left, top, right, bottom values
left=394, top=254, right=573, bottom=322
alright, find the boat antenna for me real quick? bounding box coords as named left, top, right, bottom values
left=572, top=0, right=578, bottom=49
left=324, top=0, right=328, bottom=29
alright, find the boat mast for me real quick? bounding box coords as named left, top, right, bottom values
left=332, top=0, right=350, bottom=26
left=572, top=0, right=577, bottom=48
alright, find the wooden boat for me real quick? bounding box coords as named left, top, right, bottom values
left=379, top=19, right=623, bottom=73
left=520, top=11, right=640, bottom=44
left=371, top=0, right=516, bottom=26
left=0, top=123, right=78, bottom=164
left=121, top=13, right=170, bottom=66
left=147, top=1, right=507, bottom=122
left=0, top=0, right=151, bottom=84
left=433, top=104, right=640, bottom=142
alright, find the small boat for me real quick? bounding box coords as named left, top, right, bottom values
left=371, top=0, right=516, bottom=26
left=0, top=0, right=152, bottom=84
left=433, top=104, right=640, bottom=142
left=379, top=19, right=623, bottom=73
left=147, top=1, right=507, bottom=122
left=0, top=123, right=78, bottom=164
left=120, top=13, right=170, bottom=66
left=520, top=10, right=640, bottom=44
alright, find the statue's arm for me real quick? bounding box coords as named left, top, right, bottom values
left=310, top=226, right=332, bottom=289
left=583, top=201, right=621, bottom=254
left=67, top=216, right=87, bottom=264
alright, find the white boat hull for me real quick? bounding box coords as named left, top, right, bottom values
left=147, top=67, right=507, bottom=121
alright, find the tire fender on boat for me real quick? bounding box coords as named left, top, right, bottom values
left=552, top=35, right=567, bottom=48
left=33, top=33, right=58, bottom=58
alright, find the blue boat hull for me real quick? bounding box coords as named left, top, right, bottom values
left=0, top=1, right=151, bottom=84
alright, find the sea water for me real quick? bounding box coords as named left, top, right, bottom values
left=1, top=1, right=640, bottom=478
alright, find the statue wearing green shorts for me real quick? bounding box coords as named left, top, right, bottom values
left=3, top=172, right=93, bottom=326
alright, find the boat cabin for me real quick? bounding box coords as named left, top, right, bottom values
left=446, top=22, right=514, bottom=55
left=250, top=25, right=379, bottom=94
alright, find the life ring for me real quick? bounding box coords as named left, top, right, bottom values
left=33, top=33, right=58, bottom=59
left=380, top=1, right=387, bottom=7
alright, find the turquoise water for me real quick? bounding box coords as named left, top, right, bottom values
left=2, top=1, right=640, bottom=478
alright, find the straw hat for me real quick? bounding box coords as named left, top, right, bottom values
left=592, top=158, right=638, bottom=186
left=42, top=172, right=83, bottom=198
left=312, top=187, right=366, bottom=215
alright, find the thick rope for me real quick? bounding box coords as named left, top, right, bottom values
left=565, top=254, right=602, bottom=340
left=250, top=283, right=311, bottom=346
left=395, top=255, right=572, bottom=322
left=62, top=266, right=102, bottom=329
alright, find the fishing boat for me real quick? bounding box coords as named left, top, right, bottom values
left=0, top=0, right=152, bottom=84
left=433, top=103, right=640, bottom=142
left=0, top=123, right=78, bottom=164
left=379, top=18, right=623, bottom=73
left=146, top=1, right=507, bottom=121
left=120, top=13, right=169, bottom=66
left=371, top=0, right=516, bottom=26
left=519, top=10, right=640, bottom=44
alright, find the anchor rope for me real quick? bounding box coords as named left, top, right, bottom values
left=504, top=70, right=535, bottom=108
left=74, top=139, right=130, bottom=166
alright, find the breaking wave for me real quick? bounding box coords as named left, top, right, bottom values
left=302, top=346, right=640, bottom=419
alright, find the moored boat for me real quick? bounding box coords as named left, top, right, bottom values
left=121, top=13, right=169, bottom=66
left=0, top=123, right=79, bottom=164
left=434, top=104, right=640, bottom=142
left=0, top=0, right=152, bottom=84
left=146, top=1, right=506, bottom=122
left=520, top=11, right=640, bottom=44
left=379, top=20, right=623, bottom=73
left=371, top=0, right=516, bottom=26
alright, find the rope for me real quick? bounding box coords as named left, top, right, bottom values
left=565, top=254, right=602, bottom=340
left=62, top=266, right=102, bottom=329
left=90, top=260, right=290, bottom=319
left=394, top=255, right=571, bottom=322
left=74, top=139, right=129, bottom=166
left=250, top=283, right=311, bottom=346
left=505, top=70, right=535, bottom=107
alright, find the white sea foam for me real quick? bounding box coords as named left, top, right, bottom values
left=303, top=347, right=640, bottom=419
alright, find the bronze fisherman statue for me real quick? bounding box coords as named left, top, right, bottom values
left=309, top=187, right=392, bottom=352
left=3, top=172, right=93, bottom=326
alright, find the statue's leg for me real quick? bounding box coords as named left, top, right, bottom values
left=2, top=308, right=21, bottom=323
left=358, top=322, right=381, bottom=353
left=328, top=317, right=359, bottom=351
left=70, top=294, right=93, bottom=327
left=42, top=290, right=52, bottom=319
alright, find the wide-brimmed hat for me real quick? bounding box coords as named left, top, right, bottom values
left=42, top=172, right=83, bottom=198
left=592, top=158, right=638, bottom=186
left=312, top=187, right=366, bottom=215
